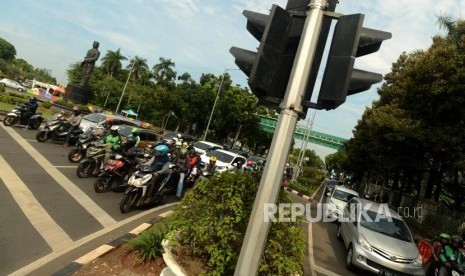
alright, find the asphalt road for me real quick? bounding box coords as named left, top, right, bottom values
left=0, top=123, right=178, bottom=275
left=287, top=188, right=361, bottom=276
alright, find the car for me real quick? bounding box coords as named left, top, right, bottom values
left=0, top=78, right=26, bottom=92
left=163, top=131, right=196, bottom=146
left=192, top=141, right=223, bottom=155
left=79, top=113, right=141, bottom=132
left=325, top=179, right=339, bottom=195
left=227, top=147, right=249, bottom=158
left=115, top=124, right=161, bottom=148
left=337, top=198, right=425, bottom=276
left=325, top=185, right=359, bottom=219
left=200, top=149, right=247, bottom=173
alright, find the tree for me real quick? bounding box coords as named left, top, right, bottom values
left=0, top=37, right=16, bottom=60
left=152, top=57, right=176, bottom=89
left=100, top=48, right=127, bottom=77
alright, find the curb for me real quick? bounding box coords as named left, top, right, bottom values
left=52, top=210, right=174, bottom=276
left=283, top=186, right=313, bottom=201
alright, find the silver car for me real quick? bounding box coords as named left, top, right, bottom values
left=337, top=198, right=425, bottom=275
left=0, top=78, right=26, bottom=92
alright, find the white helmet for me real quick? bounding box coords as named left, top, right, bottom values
left=110, top=125, right=119, bottom=131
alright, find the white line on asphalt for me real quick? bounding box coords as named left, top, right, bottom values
left=55, top=165, right=78, bottom=169
left=307, top=222, right=342, bottom=276
left=75, top=245, right=114, bottom=265
left=129, top=223, right=152, bottom=235
left=9, top=203, right=179, bottom=276
left=0, top=124, right=116, bottom=228
left=0, top=155, right=73, bottom=252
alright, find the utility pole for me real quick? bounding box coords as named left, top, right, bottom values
left=295, top=110, right=316, bottom=179
left=234, top=0, right=328, bottom=274
left=115, top=59, right=135, bottom=114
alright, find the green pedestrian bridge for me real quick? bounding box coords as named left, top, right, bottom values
left=259, top=117, right=348, bottom=150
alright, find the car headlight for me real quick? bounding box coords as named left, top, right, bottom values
left=358, top=234, right=372, bottom=252
left=412, top=254, right=422, bottom=267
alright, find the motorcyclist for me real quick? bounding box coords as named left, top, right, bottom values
left=186, top=148, right=200, bottom=182
left=120, top=136, right=139, bottom=163
left=438, top=235, right=464, bottom=276
left=144, top=144, right=171, bottom=203
left=174, top=148, right=189, bottom=198
left=244, top=160, right=256, bottom=172
left=203, top=156, right=217, bottom=176
left=100, top=125, right=122, bottom=152
left=63, top=106, right=83, bottom=147
left=131, top=127, right=141, bottom=147
left=24, top=96, right=38, bottom=129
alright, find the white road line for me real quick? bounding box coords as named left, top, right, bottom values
left=0, top=124, right=116, bottom=227
left=307, top=222, right=342, bottom=276
left=0, top=155, right=73, bottom=252
left=10, top=203, right=179, bottom=276
left=55, top=165, right=78, bottom=169
left=75, top=245, right=114, bottom=265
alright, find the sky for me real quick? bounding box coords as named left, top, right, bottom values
left=1, top=0, right=464, bottom=158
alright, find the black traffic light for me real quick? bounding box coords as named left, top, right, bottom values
left=230, top=4, right=304, bottom=107
left=316, top=14, right=392, bottom=110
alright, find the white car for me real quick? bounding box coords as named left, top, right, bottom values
left=79, top=113, right=140, bottom=132
left=0, top=78, right=26, bottom=92
left=192, top=141, right=223, bottom=155
left=326, top=185, right=359, bottom=219
left=200, top=149, right=247, bottom=173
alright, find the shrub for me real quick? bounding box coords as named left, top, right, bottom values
left=41, top=101, right=52, bottom=109
left=165, top=172, right=305, bottom=275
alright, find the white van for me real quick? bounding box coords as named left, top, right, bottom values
left=325, top=185, right=359, bottom=219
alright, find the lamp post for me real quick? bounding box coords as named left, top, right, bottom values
left=203, top=68, right=239, bottom=141
left=115, top=59, right=135, bottom=114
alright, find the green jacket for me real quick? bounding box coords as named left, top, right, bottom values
left=439, top=245, right=463, bottom=265
left=101, top=134, right=121, bottom=151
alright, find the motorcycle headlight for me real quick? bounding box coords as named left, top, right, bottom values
left=358, top=234, right=372, bottom=252
left=412, top=254, right=422, bottom=267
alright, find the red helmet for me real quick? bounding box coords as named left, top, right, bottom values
left=247, top=160, right=255, bottom=167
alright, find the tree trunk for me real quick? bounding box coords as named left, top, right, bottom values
left=433, top=163, right=444, bottom=202
left=425, top=159, right=439, bottom=199
left=392, top=171, right=400, bottom=191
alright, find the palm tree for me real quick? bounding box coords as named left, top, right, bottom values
left=100, top=48, right=127, bottom=77
left=152, top=57, right=177, bottom=86
left=127, top=56, right=149, bottom=83
left=437, top=14, right=465, bottom=47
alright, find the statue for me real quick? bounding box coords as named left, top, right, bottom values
left=79, top=41, right=100, bottom=87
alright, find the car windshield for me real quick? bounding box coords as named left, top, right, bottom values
left=206, top=150, right=235, bottom=163
left=332, top=190, right=358, bottom=202
left=83, top=113, right=106, bottom=123
left=194, top=141, right=216, bottom=151
left=360, top=210, right=412, bottom=242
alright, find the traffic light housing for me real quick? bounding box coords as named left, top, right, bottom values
left=230, top=5, right=304, bottom=107
left=316, top=14, right=392, bottom=110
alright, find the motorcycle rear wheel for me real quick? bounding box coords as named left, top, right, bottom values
left=30, top=119, right=42, bottom=130
left=36, top=130, right=49, bottom=142
left=94, top=175, right=113, bottom=193
left=3, top=116, right=17, bottom=126
left=68, top=149, right=85, bottom=163
left=76, top=162, right=95, bottom=178
left=120, top=192, right=141, bottom=213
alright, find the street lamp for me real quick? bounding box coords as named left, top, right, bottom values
left=115, top=58, right=135, bottom=114
left=203, top=68, right=239, bottom=140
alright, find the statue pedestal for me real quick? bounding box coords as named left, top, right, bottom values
left=64, top=83, right=91, bottom=105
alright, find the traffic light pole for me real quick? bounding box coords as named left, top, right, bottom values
left=234, top=0, right=328, bottom=275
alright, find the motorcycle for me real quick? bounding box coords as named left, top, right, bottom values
left=36, top=117, right=82, bottom=145
left=67, top=129, right=99, bottom=163
left=76, top=145, right=107, bottom=178
left=3, top=103, right=43, bottom=129
left=119, top=164, right=180, bottom=213
left=94, top=151, right=149, bottom=193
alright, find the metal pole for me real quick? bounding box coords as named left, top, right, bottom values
left=115, top=59, right=135, bottom=114
left=296, top=110, right=316, bottom=178
left=234, top=1, right=328, bottom=274
left=203, top=70, right=227, bottom=141
left=103, top=90, right=111, bottom=108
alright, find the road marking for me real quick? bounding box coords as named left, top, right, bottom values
left=0, top=124, right=116, bottom=228
left=10, top=203, right=179, bottom=276
left=307, top=221, right=342, bottom=276
left=0, top=155, right=73, bottom=252
left=75, top=244, right=113, bottom=265
left=55, top=165, right=78, bottom=169
left=159, top=210, right=173, bottom=218
left=129, top=223, right=152, bottom=235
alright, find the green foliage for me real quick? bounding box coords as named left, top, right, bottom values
left=125, top=219, right=173, bottom=262
left=0, top=93, right=28, bottom=105
left=289, top=167, right=325, bottom=196
left=161, top=172, right=305, bottom=275
left=0, top=37, right=16, bottom=60
left=41, top=101, right=52, bottom=109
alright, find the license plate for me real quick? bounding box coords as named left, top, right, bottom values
left=379, top=270, right=399, bottom=276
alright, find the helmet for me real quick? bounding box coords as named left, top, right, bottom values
left=180, top=148, right=188, bottom=155
left=189, top=149, right=196, bottom=155
left=132, top=127, right=140, bottom=135
left=440, top=233, right=451, bottom=240
left=105, top=117, right=113, bottom=122
left=125, top=136, right=137, bottom=148
left=452, top=235, right=462, bottom=245
left=247, top=160, right=255, bottom=167
left=182, top=142, right=188, bottom=148
left=177, top=134, right=182, bottom=139
left=154, top=144, right=169, bottom=156
left=210, top=156, right=217, bottom=162
left=110, top=125, right=119, bottom=135
left=29, top=96, right=37, bottom=102
left=73, top=106, right=79, bottom=111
